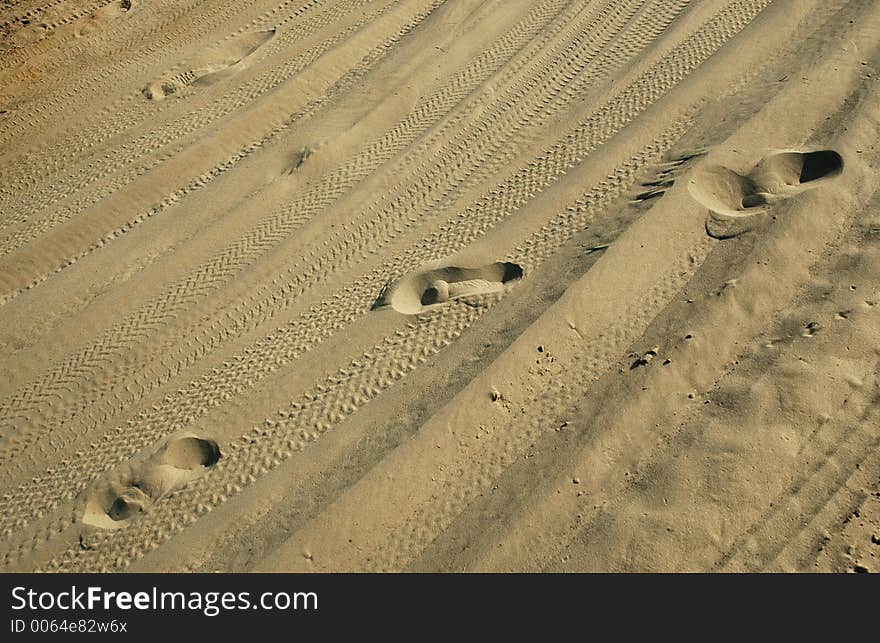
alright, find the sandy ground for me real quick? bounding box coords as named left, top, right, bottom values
left=0, top=0, right=878, bottom=573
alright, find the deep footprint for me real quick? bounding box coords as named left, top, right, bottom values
left=749, top=150, right=843, bottom=192
left=81, top=435, right=221, bottom=529
left=371, top=261, right=524, bottom=314
left=688, top=149, right=843, bottom=239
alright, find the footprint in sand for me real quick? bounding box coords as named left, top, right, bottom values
left=74, top=1, right=135, bottom=39
left=3, top=1, right=134, bottom=48
left=143, top=29, right=275, bottom=100
left=371, top=261, right=524, bottom=314
left=688, top=149, right=843, bottom=239
left=82, top=434, right=221, bottom=529
left=7, top=19, right=52, bottom=47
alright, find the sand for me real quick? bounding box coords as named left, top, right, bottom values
left=0, top=0, right=878, bottom=573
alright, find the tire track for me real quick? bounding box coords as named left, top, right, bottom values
left=0, top=0, right=284, bottom=139
left=0, top=0, right=609, bottom=451
left=0, top=0, right=393, bottom=232
left=712, top=326, right=880, bottom=571
left=33, top=122, right=691, bottom=573
left=0, top=0, right=576, bottom=528
left=2, top=0, right=695, bottom=554
left=0, top=0, right=440, bottom=299
left=0, top=0, right=361, bottom=166
left=252, top=0, right=776, bottom=573
left=9, top=0, right=772, bottom=570
left=0, top=0, right=116, bottom=64
left=1, top=0, right=181, bottom=82
left=0, top=0, right=675, bottom=490
left=719, top=399, right=880, bottom=571
left=0, top=0, right=703, bottom=549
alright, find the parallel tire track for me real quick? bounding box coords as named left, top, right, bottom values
left=0, top=0, right=300, bottom=139
left=0, top=0, right=712, bottom=534
left=34, top=122, right=690, bottom=572
left=17, top=0, right=777, bottom=569
left=0, top=0, right=626, bottom=467
left=0, top=0, right=397, bottom=239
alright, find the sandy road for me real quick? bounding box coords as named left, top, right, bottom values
left=0, top=0, right=878, bottom=572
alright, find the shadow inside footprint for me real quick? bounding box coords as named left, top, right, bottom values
left=106, top=485, right=150, bottom=521
left=161, top=436, right=221, bottom=469
left=749, top=150, right=843, bottom=192
left=372, top=261, right=523, bottom=314
left=688, top=149, right=843, bottom=239
left=81, top=434, right=221, bottom=529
